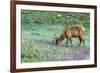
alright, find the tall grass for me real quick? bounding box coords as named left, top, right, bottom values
left=21, top=10, right=90, bottom=63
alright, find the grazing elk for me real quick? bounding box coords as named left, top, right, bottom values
left=54, top=25, right=85, bottom=47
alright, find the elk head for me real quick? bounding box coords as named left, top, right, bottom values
left=53, top=34, right=61, bottom=45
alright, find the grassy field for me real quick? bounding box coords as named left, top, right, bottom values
left=21, top=10, right=90, bottom=63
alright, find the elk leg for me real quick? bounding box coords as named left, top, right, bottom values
left=66, top=38, right=72, bottom=47
left=82, top=38, right=85, bottom=46
left=66, top=39, right=69, bottom=47
left=78, top=37, right=82, bottom=46
left=66, top=40, right=68, bottom=46
left=79, top=36, right=85, bottom=46
left=70, top=39, right=73, bottom=47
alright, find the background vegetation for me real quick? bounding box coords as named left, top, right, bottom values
left=21, top=10, right=90, bottom=63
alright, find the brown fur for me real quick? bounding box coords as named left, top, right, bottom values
left=54, top=25, right=85, bottom=46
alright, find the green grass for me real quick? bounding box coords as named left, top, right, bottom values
left=21, top=24, right=90, bottom=62
left=21, top=10, right=90, bottom=63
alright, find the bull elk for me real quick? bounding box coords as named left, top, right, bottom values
left=54, top=25, right=85, bottom=47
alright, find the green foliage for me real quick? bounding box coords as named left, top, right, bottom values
left=21, top=10, right=90, bottom=29
left=21, top=10, right=90, bottom=63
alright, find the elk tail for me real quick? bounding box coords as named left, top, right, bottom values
left=82, top=27, right=88, bottom=35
